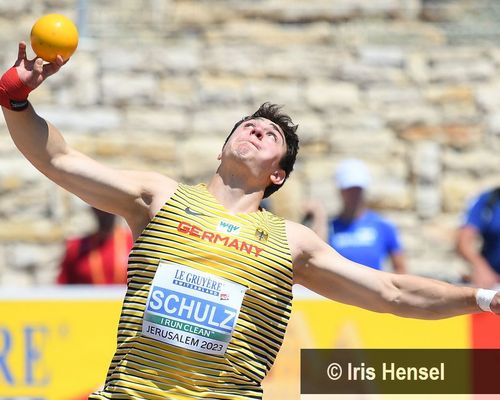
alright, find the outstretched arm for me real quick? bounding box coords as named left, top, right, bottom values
left=287, top=220, right=499, bottom=319
left=1, top=43, right=176, bottom=236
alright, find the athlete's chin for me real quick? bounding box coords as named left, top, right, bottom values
left=233, top=143, right=255, bottom=158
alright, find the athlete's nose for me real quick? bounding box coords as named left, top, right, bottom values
left=251, top=127, right=264, bottom=140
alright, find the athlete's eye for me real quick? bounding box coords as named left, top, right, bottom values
left=267, top=132, right=278, bottom=142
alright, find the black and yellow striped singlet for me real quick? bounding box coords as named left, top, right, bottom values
left=90, top=183, right=293, bottom=399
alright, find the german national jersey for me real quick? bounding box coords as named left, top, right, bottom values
left=89, top=183, right=293, bottom=399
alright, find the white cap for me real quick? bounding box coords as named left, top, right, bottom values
left=335, top=159, right=370, bottom=189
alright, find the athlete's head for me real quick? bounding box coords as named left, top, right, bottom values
left=223, top=103, right=299, bottom=198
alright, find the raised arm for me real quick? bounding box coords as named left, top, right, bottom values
left=1, top=43, right=177, bottom=236
left=287, top=220, right=499, bottom=319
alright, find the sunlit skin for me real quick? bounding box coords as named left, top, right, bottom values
left=222, top=118, right=286, bottom=171
left=207, top=118, right=287, bottom=213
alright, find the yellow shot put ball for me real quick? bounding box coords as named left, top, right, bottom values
left=30, top=14, right=79, bottom=63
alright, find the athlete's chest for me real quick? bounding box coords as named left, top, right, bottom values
left=173, top=210, right=271, bottom=260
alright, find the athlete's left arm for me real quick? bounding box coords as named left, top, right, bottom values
left=286, top=220, right=500, bottom=318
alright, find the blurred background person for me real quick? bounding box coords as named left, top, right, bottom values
left=303, top=159, right=406, bottom=273
left=456, top=187, right=500, bottom=289
left=57, top=207, right=133, bottom=284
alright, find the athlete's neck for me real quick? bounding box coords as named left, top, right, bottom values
left=206, top=174, right=264, bottom=214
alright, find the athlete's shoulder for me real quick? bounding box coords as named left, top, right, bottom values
left=285, top=219, right=322, bottom=247
left=260, top=206, right=284, bottom=221
left=179, top=182, right=212, bottom=196
left=125, top=174, right=179, bottom=237
left=133, top=171, right=179, bottom=212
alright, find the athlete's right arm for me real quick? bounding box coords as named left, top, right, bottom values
left=1, top=42, right=177, bottom=236
left=3, top=105, right=177, bottom=236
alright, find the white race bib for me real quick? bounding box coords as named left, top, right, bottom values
left=142, top=261, right=247, bottom=356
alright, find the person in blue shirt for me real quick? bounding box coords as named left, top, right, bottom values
left=304, top=159, right=406, bottom=273
left=457, top=188, right=500, bottom=289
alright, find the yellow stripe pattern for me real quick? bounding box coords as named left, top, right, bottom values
left=90, top=183, right=293, bottom=399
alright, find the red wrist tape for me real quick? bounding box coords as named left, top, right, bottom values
left=0, top=67, right=32, bottom=111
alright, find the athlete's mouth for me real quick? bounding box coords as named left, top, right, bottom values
left=241, top=139, right=260, bottom=150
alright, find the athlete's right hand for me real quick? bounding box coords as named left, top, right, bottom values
left=13, top=41, right=65, bottom=89
left=1, top=42, right=65, bottom=111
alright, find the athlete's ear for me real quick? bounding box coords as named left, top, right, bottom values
left=270, top=169, right=286, bottom=186
left=217, top=152, right=222, bottom=160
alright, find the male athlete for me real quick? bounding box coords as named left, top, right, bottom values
left=1, top=43, right=499, bottom=399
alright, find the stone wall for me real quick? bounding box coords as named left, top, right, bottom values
left=1, top=0, right=499, bottom=284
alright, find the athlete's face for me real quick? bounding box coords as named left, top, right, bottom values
left=230, top=117, right=286, bottom=157
left=220, top=118, right=287, bottom=186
